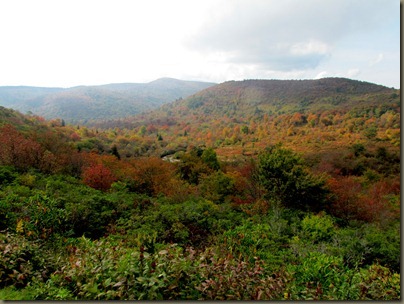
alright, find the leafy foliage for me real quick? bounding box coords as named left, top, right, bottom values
left=258, top=145, right=329, bottom=211
left=82, top=163, right=117, bottom=191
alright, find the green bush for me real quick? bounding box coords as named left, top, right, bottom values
left=0, top=166, right=18, bottom=185
left=362, top=222, right=400, bottom=272
left=0, top=185, right=70, bottom=240
left=29, top=238, right=203, bottom=300
left=258, top=145, right=329, bottom=212
left=117, top=198, right=244, bottom=247
left=0, top=286, right=36, bottom=300
left=196, top=248, right=285, bottom=300
left=18, top=193, right=68, bottom=240
left=330, top=226, right=371, bottom=268
left=199, top=171, right=235, bottom=204
left=300, top=213, right=335, bottom=243
left=285, top=251, right=359, bottom=300
left=25, top=237, right=288, bottom=300
left=221, top=219, right=291, bottom=271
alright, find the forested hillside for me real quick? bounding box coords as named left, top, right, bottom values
left=0, top=77, right=400, bottom=300
left=0, top=78, right=215, bottom=124
left=88, top=78, right=400, bottom=160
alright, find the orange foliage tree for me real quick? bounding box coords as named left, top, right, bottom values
left=128, top=157, right=181, bottom=197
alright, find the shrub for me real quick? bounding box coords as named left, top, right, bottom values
left=118, top=198, right=241, bottom=247
left=357, top=264, right=400, bottom=300
left=0, top=232, right=55, bottom=289
left=0, top=166, right=18, bottom=185
left=285, top=252, right=358, bottom=300
left=82, top=163, right=116, bottom=191
left=330, top=227, right=372, bottom=269
left=220, top=219, right=291, bottom=271
left=258, top=145, right=329, bottom=212
left=30, top=238, right=203, bottom=300
left=199, top=171, right=235, bottom=204
left=17, top=193, right=68, bottom=240
left=361, top=223, right=400, bottom=272
left=0, top=286, right=36, bottom=300
left=196, top=248, right=285, bottom=300
left=300, top=213, right=335, bottom=243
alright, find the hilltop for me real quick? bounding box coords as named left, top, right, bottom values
left=170, top=77, right=394, bottom=117
left=105, top=77, right=396, bottom=125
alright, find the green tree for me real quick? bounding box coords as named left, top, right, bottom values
left=258, top=145, right=328, bottom=212
left=364, top=125, right=378, bottom=139
left=201, top=147, right=220, bottom=170
left=177, top=150, right=211, bottom=185
left=111, top=145, right=121, bottom=160
left=241, top=125, right=249, bottom=134
left=199, top=171, right=235, bottom=203
left=351, top=143, right=365, bottom=157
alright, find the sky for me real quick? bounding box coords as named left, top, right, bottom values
left=0, top=0, right=400, bottom=88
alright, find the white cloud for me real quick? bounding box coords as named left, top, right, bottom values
left=290, top=40, right=331, bottom=56
left=0, top=0, right=399, bottom=88
left=315, top=71, right=328, bottom=79
left=369, top=53, right=384, bottom=66
left=347, top=69, right=361, bottom=78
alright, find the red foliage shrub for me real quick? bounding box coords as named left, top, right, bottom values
left=82, top=163, right=117, bottom=191
left=355, top=179, right=400, bottom=223
left=328, top=177, right=400, bottom=224
left=327, top=176, right=362, bottom=221
left=0, top=124, right=43, bottom=170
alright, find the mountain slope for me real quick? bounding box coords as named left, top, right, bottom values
left=120, top=77, right=398, bottom=126
left=0, top=86, right=64, bottom=108
left=0, top=78, right=215, bottom=124
left=0, top=106, right=39, bottom=128
left=0, top=77, right=399, bottom=164
left=180, top=77, right=395, bottom=118
left=97, top=77, right=399, bottom=159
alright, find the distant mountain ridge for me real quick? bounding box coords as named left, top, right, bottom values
left=0, top=78, right=216, bottom=124
left=181, top=77, right=393, bottom=115
left=152, top=77, right=396, bottom=118
left=107, top=77, right=398, bottom=130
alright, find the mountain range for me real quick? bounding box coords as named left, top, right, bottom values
left=0, top=77, right=399, bottom=133
left=0, top=78, right=215, bottom=124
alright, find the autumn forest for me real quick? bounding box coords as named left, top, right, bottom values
left=0, top=77, right=400, bottom=300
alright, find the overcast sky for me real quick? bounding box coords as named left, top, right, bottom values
left=0, top=0, right=400, bottom=88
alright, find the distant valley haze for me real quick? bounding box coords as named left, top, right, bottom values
left=0, top=77, right=216, bottom=124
